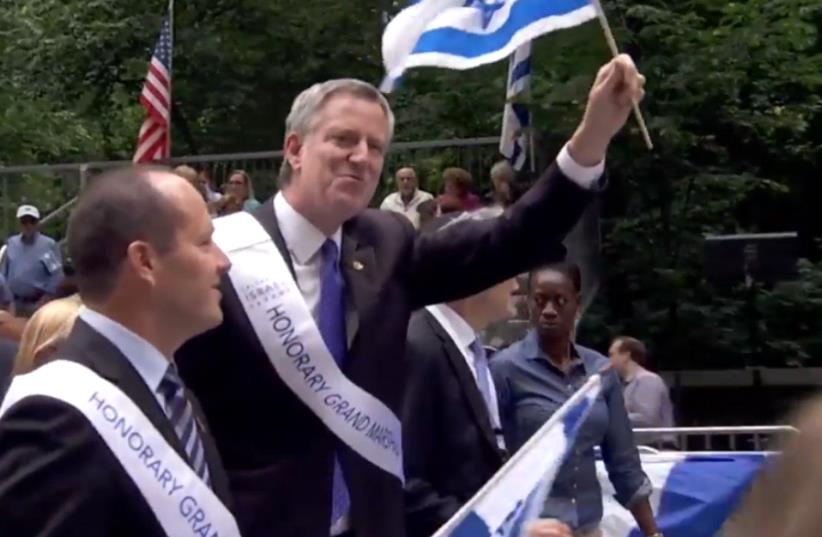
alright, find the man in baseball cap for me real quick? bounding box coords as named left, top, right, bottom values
left=0, top=204, right=64, bottom=316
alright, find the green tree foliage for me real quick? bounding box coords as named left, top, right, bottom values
left=0, top=0, right=820, bottom=366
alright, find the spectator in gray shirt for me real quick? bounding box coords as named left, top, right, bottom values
left=609, top=336, right=677, bottom=449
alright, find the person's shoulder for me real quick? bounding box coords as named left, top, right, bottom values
left=490, top=337, right=528, bottom=373
left=576, top=345, right=611, bottom=371
left=638, top=368, right=668, bottom=388
left=0, top=392, right=99, bottom=444
left=407, top=310, right=446, bottom=350
left=354, top=207, right=416, bottom=238
left=380, top=192, right=400, bottom=207
left=6, top=234, right=22, bottom=246
left=37, top=234, right=57, bottom=247
left=417, top=190, right=434, bottom=201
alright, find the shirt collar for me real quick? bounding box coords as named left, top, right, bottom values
left=522, top=329, right=587, bottom=372
left=78, top=307, right=169, bottom=393
left=274, top=192, right=342, bottom=264
left=426, top=304, right=477, bottom=351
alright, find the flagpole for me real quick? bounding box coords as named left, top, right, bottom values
left=591, top=0, right=653, bottom=150
left=527, top=102, right=536, bottom=174
left=167, top=0, right=174, bottom=160
left=524, top=68, right=536, bottom=173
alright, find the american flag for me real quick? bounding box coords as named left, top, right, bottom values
left=133, top=13, right=172, bottom=163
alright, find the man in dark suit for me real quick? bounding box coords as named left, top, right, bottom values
left=403, top=209, right=571, bottom=537
left=0, top=168, right=236, bottom=536
left=176, top=54, right=647, bottom=537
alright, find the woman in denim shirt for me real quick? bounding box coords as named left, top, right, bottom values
left=490, top=263, right=661, bottom=537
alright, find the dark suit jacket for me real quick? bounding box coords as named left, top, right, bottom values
left=176, top=163, right=594, bottom=537
left=403, top=309, right=507, bottom=537
left=0, top=319, right=232, bottom=537
left=0, top=337, right=17, bottom=400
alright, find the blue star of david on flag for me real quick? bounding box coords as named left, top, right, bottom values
left=463, top=0, right=506, bottom=28
left=380, top=0, right=597, bottom=92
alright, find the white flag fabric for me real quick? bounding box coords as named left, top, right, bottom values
left=381, top=0, right=596, bottom=91
left=598, top=452, right=767, bottom=537
left=433, top=375, right=602, bottom=537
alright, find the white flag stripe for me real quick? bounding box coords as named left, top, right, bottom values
left=433, top=375, right=602, bottom=536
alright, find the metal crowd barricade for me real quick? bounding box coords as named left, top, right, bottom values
left=634, top=425, right=797, bottom=452
left=0, top=137, right=502, bottom=243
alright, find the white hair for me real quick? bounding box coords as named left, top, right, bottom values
left=490, top=160, right=514, bottom=180
left=279, top=79, right=395, bottom=185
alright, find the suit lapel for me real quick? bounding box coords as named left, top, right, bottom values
left=423, top=311, right=500, bottom=454
left=64, top=319, right=190, bottom=464
left=251, top=197, right=296, bottom=279
left=188, top=394, right=232, bottom=504
left=251, top=201, right=376, bottom=345
left=340, top=225, right=379, bottom=341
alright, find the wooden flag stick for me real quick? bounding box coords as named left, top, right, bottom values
left=591, top=0, right=653, bottom=150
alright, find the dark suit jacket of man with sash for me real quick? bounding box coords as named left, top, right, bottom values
left=176, top=161, right=600, bottom=537
left=0, top=319, right=233, bottom=537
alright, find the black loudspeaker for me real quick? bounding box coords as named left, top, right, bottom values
left=703, top=232, right=799, bottom=285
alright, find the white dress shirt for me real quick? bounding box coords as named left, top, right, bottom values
left=379, top=189, right=434, bottom=229
left=79, top=307, right=170, bottom=412
left=273, top=192, right=342, bottom=319
left=273, top=192, right=350, bottom=535
left=425, top=304, right=505, bottom=450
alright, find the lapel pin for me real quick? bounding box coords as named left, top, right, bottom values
left=352, top=260, right=365, bottom=271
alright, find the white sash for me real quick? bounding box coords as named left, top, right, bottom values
left=213, top=211, right=404, bottom=483
left=0, top=360, right=241, bottom=537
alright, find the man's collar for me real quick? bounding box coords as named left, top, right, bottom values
left=426, top=304, right=477, bottom=351
left=274, top=192, right=342, bottom=264
left=78, top=307, right=169, bottom=393
left=20, top=231, right=39, bottom=244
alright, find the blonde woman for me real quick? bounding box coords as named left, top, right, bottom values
left=12, top=295, right=82, bottom=375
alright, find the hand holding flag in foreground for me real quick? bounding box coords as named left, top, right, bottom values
left=433, top=375, right=603, bottom=537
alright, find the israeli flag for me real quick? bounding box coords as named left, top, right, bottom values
left=500, top=43, right=531, bottom=171
left=433, top=375, right=603, bottom=537
left=598, top=452, right=768, bottom=537
left=381, top=0, right=596, bottom=91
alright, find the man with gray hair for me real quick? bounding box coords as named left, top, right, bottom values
left=379, top=166, right=434, bottom=229
left=178, top=54, right=647, bottom=537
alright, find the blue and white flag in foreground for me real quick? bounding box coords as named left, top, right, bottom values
left=381, top=0, right=596, bottom=91
left=433, top=375, right=603, bottom=537
left=598, top=452, right=768, bottom=537
left=500, top=43, right=531, bottom=171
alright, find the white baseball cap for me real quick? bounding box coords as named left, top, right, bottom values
left=16, top=204, right=40, bottom=220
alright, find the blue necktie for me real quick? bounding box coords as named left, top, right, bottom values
left=469, top=339, right=498, bottom=430
left=318, top=239, right=350, bottom=525
left=158, top=365, right=211, bottom=487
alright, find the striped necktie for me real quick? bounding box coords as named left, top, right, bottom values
left=158, top=364, right=211, bottom=487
